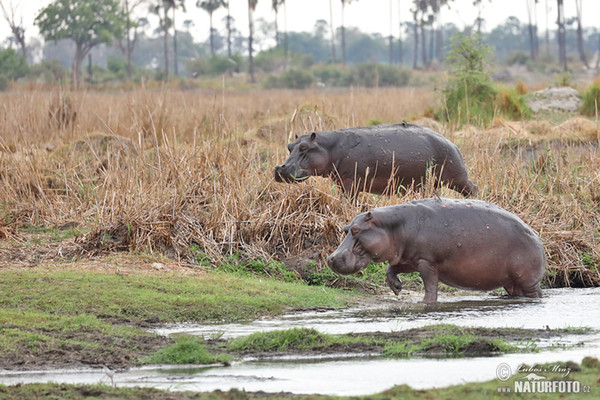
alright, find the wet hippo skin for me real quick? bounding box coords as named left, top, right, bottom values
left=327, top=198, right=546, bottom=303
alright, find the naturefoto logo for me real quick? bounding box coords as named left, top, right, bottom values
left=495, top=363, right=592, bottom=394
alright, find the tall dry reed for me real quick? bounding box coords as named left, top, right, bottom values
left=0, top=87, right=598, bottom=287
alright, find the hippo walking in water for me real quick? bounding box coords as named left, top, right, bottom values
left=274, top=123, right=478, bottom=197
left=327, top=198, right=546, bottom=303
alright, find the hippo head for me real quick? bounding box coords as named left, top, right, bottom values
left=274, top=132, right=331, bottom=183
left=327, top=210, right=397, bottom=275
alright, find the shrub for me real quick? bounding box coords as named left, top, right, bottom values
left=265, top=69, right=314, bottom=89
left=580, top=81, right=600, bottom=117
left=437, top=33, right=497, bottom=126
left=495, top=87, right=531, bottom=120
left=186, top=55, right=242, bottom=77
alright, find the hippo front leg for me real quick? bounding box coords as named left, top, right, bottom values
left=385, top=264, right=403, bottom=295
left=417, top=259, right=439, bottom=303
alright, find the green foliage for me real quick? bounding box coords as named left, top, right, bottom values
left=229, top=328, right=329, bottom=351
left=554, top=71, right=573, bottom=87
left=0, top=48, right=28, bottom=90
left=580, top=82, right=600, bottom=116
left=265, top=69, right=315, bottom=89
left=382, top=341, right=420, bottom=357
left=186, top=55, right=242, bottom=77
left=421, top=333, right=475, bottom=354
left=35, top=0, right=127, bottom=47
left=27, top=59, right=66, bottom=83
left=438, top=33, right=497, bottom=125
left=350, top=63, right=412, bottom=87
left=145, top=335, right=231, bottom=365
left=305, top=267, right=338, bottom=286
left=495, top=87, right=531, bottom=120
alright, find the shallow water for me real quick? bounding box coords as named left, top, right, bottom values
left=1, top=288, right=599, bottom=395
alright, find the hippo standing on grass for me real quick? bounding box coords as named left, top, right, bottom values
left=274, top=123, right=478, bottom=197
left=327, top=198, right=546, bottom=303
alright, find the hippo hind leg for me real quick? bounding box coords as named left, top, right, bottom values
left=503, top=282, right=542, bottom=298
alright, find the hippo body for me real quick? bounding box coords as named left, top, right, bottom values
left=274, top=123, right=478, bottom=197
left=327, top=198, right=546, bottom=303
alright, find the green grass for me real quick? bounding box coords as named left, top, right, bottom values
left=0, top=269, right=353, bottom=323
left=2, top=357, right=598, bottom=399
left=229, top=328, right=331, bottom=352
left=144, top=335, right=231, bottom=365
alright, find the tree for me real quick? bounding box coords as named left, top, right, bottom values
left=556, top=0, right=567, bottom=71
left=167, top=0, right=186, bottom=76
left=198, top=0, right=226, bottom=56
left=526, top=0, right=538, bottom=60
left=118, top=0, right=146, bottom=79
left=340, top=0, right=358, bottom=65
left=35, top=0, right=127, bottom=87
left=0, top=1, right=26, bottom=61
left=271, top=0, right=284, bottom=47
left=248, top=0, right=258, bottom=83
left=574, top=0, right=589, bottom=68
left=328, top=0, right=336, bottom=62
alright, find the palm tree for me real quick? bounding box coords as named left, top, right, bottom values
left=574, top=0, right=589, bottom=68
left=248, top=0, right=258, bottom=83
left=151, top=1, right=171, bottom=79
left=198, top=0, right=226, bottom=56
left=328, top=0, right=337, bottom=63
left=557, top=0, right=567, bottom=71
left=340, top=0, right=357, bottom=65
left=167, top=0, right=186, bottom=76
left=272, top=0, right=284, bottom=47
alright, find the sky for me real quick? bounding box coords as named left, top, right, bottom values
left=1, top=0, right=599, bottom=48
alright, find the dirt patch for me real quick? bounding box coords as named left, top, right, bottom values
left=0, top=327, right=169, bottom=371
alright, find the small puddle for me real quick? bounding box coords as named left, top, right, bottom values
left=1, top=288, right=599, bottom=395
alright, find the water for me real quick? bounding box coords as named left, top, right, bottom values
left=1, top=288, right=599, bottom=395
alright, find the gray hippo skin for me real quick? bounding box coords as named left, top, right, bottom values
left=274, top=123, right=478, bottom=197
left=327, top=198, right=546, bottom=303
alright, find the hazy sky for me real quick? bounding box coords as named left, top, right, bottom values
left=1, top=0, right=599, bottom=47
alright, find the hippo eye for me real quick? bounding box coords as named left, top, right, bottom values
left=298, top=143, right=309, bottom=152
left=350, top=226, right=360, bottom=236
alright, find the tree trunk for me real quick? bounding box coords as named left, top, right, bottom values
left=74, top=45, right=84, bottom=88
left=125, top=0, right=132, bottom=79
left=88, top=53, right=93, bottom=83
left=248, top=3, right=255, bottom=83
left=575, top=0, right=589, bottom=68
left=227, top=4, right=232, bottom=59
left=527, top=0, right=536, bottom=60
left=545, top=0, right=550, bottom=54
left=597, top=26, right=600, bottom=70
left=163, top=7, right=169, bottom=80
left=398, top=0, right=402, bottom=65
left=274, top=8, right=279, bottom=47
left=388, top=0, right=393, bottom=65
left=209, top=12, right=215, bottom=56
left=412, top=10, right=419, bottom=69
left=283, top=0, right=288, bottom=62
left=557, top=0, right=567, bottom=72
left=329, top=0, right=336, bottom=63
left=172, top=6, right=178, bottom=76
left=341, top=1, right=346, bottom=64
left=420, top=18, right=427, bottom=68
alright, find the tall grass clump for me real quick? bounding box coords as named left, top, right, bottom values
left=438, top=33, right=497, bottom=126
left=580, top=80, right=600, bottom=117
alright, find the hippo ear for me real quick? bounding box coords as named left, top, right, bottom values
left=295, top=134, right=298, bottom=139
left=310, top=132, right=317, bottom=141
left=364, top=211, right=373, bottom=222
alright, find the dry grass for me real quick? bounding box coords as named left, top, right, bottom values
left=1, top=86, right=599, bottom=288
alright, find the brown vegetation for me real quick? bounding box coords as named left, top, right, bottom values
left=1, top=87, right=599, bottom=288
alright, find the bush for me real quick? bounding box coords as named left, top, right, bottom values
left=0, top=48, right=28, bottom=89
left=580, top=81, right=600, bottom=116
left=437, top=33, right=497, bottom=125
left=186, top=55, right=242, bottom=77
left=495, top=87, right=531, bottom=120
left=265, top=69, right=314, bottom=89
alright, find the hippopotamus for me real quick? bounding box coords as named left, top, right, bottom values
left=274, top=123, right=478, bottom=197
left=327, top=198, right=546, bottom=303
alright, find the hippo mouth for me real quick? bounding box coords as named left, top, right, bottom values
left=274, top=168, right=310, bottom=183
